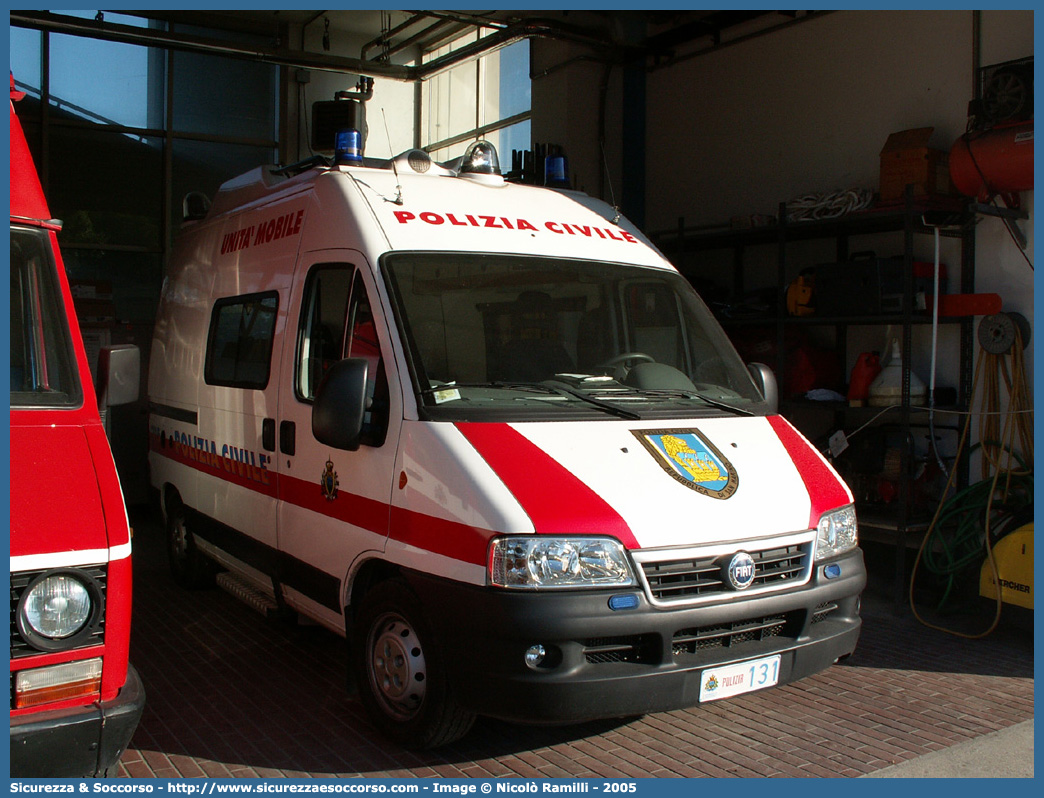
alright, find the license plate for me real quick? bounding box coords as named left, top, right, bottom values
left=699, top=654, right=781, bottom=702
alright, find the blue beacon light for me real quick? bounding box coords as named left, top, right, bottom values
left=335, top=128, right=363, bottom=165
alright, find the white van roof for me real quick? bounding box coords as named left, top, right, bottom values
left=204, top=152, right=672, bottom=269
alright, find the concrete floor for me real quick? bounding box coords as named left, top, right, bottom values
left=116, top=506, right=1034, bottom=779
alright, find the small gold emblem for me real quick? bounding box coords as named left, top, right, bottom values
left=321, top=459, right=339, bottom=501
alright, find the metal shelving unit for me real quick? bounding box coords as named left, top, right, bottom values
left=652, top=187, right=977, bottom=610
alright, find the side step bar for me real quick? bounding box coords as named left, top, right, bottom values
left=216, top=571, right=280, bottom=618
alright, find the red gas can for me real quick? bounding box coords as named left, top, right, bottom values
left=847, top=352, right=882, bottom=407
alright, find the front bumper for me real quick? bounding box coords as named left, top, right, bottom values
left=10, top=664, right=145, bottom=778
left=406, top=549, right=865, bottom=723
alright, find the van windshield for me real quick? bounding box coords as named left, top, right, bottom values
left=10, top=226, right=83, bottom=409
left=383, top=253, right=767, bottom=420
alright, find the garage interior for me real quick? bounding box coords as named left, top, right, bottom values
left=10, top=8, right=1034, bottom=778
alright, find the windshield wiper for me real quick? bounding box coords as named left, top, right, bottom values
left=544, top=380, right=642, bottom=420
left=419, top=381, right=560, bottom=396
left=623, top=388, right=753, bottom=416
left=419, top=380, right=641, bottom=419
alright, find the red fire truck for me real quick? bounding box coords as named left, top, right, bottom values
left=9, top=75, right=144, bottom=777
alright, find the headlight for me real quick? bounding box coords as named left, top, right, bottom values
left=489, top=537, right=637, bottom=588
left=18, top=572, right=98, bottom=646
left=816, top=505, right=858, bottom=560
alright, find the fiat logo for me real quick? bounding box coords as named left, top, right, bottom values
left=725, top=552, right=756, bottom=590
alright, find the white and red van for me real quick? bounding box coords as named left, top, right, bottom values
left=9, top=77, right=144, bottom=776
left=148, top=136, right=864, bottom=748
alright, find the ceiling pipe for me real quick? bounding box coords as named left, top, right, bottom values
left=11, top=11, right=641, bottom=83
left=360, top=11, right=430, bottom=61
left=11, top=10, right=413, bottom=80
left=378, top=18, right=458, bottom=62
left=409, top=10, right=512, bottom=31
left=418, top=18, right=638, bottom=80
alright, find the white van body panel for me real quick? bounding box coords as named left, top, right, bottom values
left=357, top=170, right=668, bottom=267
left=510, top=417, right=816, bottom=551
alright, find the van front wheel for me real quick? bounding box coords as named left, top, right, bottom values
left=353, top=580, right=475, bottom=748
left=166, top=497, right=212, bottom=588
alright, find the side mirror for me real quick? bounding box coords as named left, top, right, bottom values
left=182, top=191, right=211, bottom=222
left=312, top=358, right=369, bottom=452
left=747, top=362, right=778, bottom=415
left=97, top=344, right=140, bottom=408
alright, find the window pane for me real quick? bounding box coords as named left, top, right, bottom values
left=480, top=39, right=531, bottom=126
left=49, top=128, right=163, bottom=250
left=296, top=265, right=351, bottom=401
left=49, top=33, right=155, bottom=129
left=10, top=26, right=42, bottom=100
left=425, top=59, right=478, bottom=146
left=423, top=32, right=480, bottom=147
left=496, top=40, right=531, bottom=120
left=10, top=226, right=82, bottom=407
left=422, top=32, right=530, bottom=155
left=172, top=50, right=278, bottom=139
left=63, top=250, right=164, bottom=325
left=346, top=272, right=388, bottom=446
left=486, top=120, right=531, bottom=166
left=205, top=293, right=278, bottom=389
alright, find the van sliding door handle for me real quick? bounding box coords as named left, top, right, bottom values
left=280, top=421, right=296, bottom=456
left=262, top=418, right=275, bottom=452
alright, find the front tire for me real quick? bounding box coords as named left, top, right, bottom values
left=352, top=579, right=475, bottom=748
left=165, top=495, right=212, bottom=588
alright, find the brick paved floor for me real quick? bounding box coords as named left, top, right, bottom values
left=116, top=506, right=1033, bottom=779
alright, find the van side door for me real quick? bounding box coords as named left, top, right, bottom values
left=274, top=253, right=402, bottom=631
left=195, top=289, right=282, bottom=559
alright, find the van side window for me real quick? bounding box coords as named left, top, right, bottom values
left=346, top=271, right=388, bottom=447
left=204, top=292, right=278, bottom=389
left=296, top=265, right=352, bottom=401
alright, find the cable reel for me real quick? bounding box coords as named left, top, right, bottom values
left=978, top=311, right=1031, bottom=354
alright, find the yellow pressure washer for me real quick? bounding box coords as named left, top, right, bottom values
left=980, top=522, right=1033, bottom=610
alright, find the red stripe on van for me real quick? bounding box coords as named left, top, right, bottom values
left=280, top=471, right=493, bottom=565
left=152, top=435, right=493, bottom=565
left=766, top=415, right=851, bottom=528
left=149, top=433, right=278, bottom=497
left=389, top=507, right=496, bottom=566
left=278, top=472, right=389, bottom=534
left=455, top=422, right=640, bottom=550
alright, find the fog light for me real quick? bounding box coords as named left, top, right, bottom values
left=524, top=645, right=547, bottom=669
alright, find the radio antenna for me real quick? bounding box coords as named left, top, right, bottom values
left=382, top=108, right=403, bottom=205
left=600, top=140, right=621, bottom=224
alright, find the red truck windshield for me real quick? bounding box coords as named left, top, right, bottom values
left=10, top=225, right=82, bottom=408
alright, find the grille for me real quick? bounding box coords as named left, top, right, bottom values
left=641, top=544, right=809, bottom=603
left=673, top=612, right=795, bottom=658
left=10, top=565, right=107, bottom=659
left=811, top=601, right=838, bottom=625
left=583, top=635, right=657, bottom=665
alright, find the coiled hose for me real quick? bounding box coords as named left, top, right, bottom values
left=909, top=320, right=1033, bottom=637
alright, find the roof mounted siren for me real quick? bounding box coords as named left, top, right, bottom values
left=334, top=128, right=364, bottom=166
left=460, top=141, right=501, bottom=175
left=457, top=141, right=504, bottom=185
left=544, top=145, right=570, bottom=189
